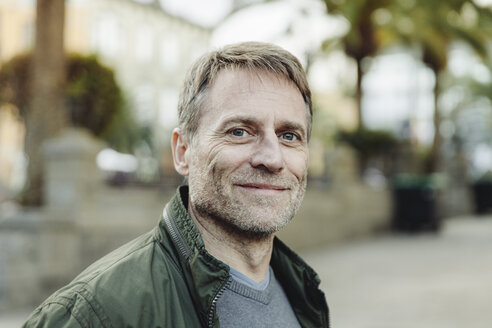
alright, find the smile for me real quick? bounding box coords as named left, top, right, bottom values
left=236, top=183, right=289, bottom=191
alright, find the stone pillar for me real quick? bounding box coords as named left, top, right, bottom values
left=39, top=128, right=103, bottom=291
left=43, top=128, right=103, bottom=213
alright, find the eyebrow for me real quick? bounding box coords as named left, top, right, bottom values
left=216, top=116, right=258, bottom=131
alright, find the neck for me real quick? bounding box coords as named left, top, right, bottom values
left=189, top=203, right=274, bottom=283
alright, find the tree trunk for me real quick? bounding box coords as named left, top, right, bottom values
left=427, top=69, right=442, bottom=173
left=21, top=0, right=66, bottom=206
left=356, top=57, right=364, bottom=130
left=353, top=57, right=368, bottom=175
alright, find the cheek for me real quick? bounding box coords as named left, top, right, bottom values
left=192, top=141, right=246, bottom=177
left=208, top=139, right=252, bottom=163
left=285, top=149, right=309, bottom=179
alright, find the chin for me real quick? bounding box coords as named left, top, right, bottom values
left=232, top=223, right=286, bottom=240
left=241, top=210, right=293, bottom=234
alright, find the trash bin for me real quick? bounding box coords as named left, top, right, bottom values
left=472, top=174, right=492, bottom=215
left=392, top=174, right=441, bottom=232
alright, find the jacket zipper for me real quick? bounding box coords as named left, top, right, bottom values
left=163, top=205, right=191, bottom=260
left=207, top=279, right=231, bottom=328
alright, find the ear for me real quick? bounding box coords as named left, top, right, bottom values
left=171, top=128, right=190, bottom=176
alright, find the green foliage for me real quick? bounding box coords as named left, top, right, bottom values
left=399, top=0, right=492, bottom=73
left=324, top=0, right=492, bottom=72
left=0, top=53, right=31, bottom=117
left=337, top=128, right=398, bottom=158
left=0, top=53, right=142, bottom=153
left=323, top=0, right=492, bottom=172
left=392, top=173, right=444, bottom=189
left=323, top=0, right=397, bottom=61
left=66, top=54, right=122, bottom=136
left=102, top=108, right=151, bottom=154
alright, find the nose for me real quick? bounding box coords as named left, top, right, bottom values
left=250, top=132, right=284, bottom=173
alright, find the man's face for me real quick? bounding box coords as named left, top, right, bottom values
left=181, top=69, right=309, bottom=238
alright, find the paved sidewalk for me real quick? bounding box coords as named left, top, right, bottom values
left=302, top=215, right=492, bottom=328
left=2, top=215, right=491, bottom=327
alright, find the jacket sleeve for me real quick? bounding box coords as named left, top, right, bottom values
left=23, top=302, right=84, bottom=328
left=22, top=288, right=112, bottom=328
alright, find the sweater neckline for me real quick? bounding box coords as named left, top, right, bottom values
left=226, top=269, right=276, bottom=305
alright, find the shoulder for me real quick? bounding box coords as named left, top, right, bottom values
left=74, top=229, right=163, bottom=284
left=23, top=281, right=111, bottom=328
left=24, top=228, right=183, bottom=327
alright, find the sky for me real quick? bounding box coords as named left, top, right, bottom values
left=157, top=0, right=347, bottom=65
left=211, top=0, right=347, bottom=61
left=158, top=0, right=233, bottom=27
left=159, top=0, right=492, bottom=27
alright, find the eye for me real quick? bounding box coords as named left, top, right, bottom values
left=230, top=128, right=247, bottom=137
left=281, top=132, right=297, bottom=141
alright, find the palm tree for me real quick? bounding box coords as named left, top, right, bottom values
left=323, top=0, right=492, bottom=173
left=396, top=0, right=492, bottom=172
left=322, top=0, right=397, bottom=129
left=22, top=0, right=67, bottom=205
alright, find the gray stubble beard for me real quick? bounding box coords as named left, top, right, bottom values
left=188, top=169, right=307, bottom=240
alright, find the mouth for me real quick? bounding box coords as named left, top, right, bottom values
left=236, top=183, right=289, bottom=191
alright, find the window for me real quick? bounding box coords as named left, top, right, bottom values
left=160, top=35, right=180, bottom=72
left=135, top=24, right=154, bottom=63
left=91, top=13, right=121, bottom=57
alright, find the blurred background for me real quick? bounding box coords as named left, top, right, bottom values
left=1, top=0, right=492, bottom=326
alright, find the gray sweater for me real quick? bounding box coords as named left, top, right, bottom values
left=216, top=267, right=301, bottom=327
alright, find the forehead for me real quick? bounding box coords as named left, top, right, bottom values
left=200, top=68, right=307, bottom=126
left=209, top=68, right=298, bottom=97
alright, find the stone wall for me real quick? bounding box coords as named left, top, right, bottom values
left=0, top=129, right=391, bottom=312
left=279, top=146, right=391, bottom=249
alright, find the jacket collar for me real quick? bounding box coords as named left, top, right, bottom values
left=271, top=238, right=330, bottom=327
left=160, top=185, right=329, bottom=327
left=161, top=186, right=229, bottom=327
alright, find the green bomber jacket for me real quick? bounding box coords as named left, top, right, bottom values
left=23, top=186, right=329, bottom=328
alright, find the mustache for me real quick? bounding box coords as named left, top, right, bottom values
left=229, top=171, right=300, bottom=189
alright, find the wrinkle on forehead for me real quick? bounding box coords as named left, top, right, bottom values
left=204, top=68, right=302, bottom=110
left=224, top=67, right=298, bottom=92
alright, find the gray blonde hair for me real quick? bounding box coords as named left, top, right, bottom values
left=177, top=41, right=312, bottom=141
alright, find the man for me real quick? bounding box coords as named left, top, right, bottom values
left=24, top=42, right=329, bottom=327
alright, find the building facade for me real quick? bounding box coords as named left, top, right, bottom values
left=0, top=0, right=210, bottom=193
